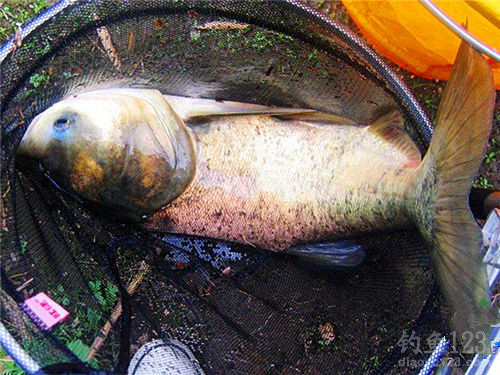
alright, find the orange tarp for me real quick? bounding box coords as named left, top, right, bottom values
left=341, top=0, right=500, bottom=88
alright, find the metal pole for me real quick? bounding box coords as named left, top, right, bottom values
left=419, top=0, right=500, bottom=62
left=418, top=337, right=449, bottom=375
left=0, top=323, right=42, bottom=374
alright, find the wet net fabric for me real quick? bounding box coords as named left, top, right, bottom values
left=0, top=0, right=464, bottom=374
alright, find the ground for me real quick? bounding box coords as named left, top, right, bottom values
left=0, top=0, right=498, bottom=373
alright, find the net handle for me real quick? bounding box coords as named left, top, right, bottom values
left=419, top=0, right=500, bottom=62
left=0, top=322, right=42, bottom=374
left=0, top=0, right=75, bottom=64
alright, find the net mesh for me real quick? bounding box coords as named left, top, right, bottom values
left=0, top=0, right=471, bottom=374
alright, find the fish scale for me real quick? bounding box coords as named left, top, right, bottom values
left=146, top=115, right=416, bottom=251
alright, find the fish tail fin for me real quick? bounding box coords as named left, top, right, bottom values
left=412, top=41, right=497, bottom=350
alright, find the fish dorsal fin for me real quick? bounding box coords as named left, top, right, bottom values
left=163, top=95, right=315, bottom=121
left=369, top=109, right=421, bottom=168
left=274, top=111, right=357, bottom=125
left=163, top=94, right=357, bottom=125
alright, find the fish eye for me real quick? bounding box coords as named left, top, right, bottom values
left=53, top=116, right=71, bottom=131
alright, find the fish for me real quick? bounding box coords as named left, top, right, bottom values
left=17, top=41, right=497, bottom=349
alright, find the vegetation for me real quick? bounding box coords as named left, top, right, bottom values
left=0, top=1, right=51, bottom=42
left=0, top=348, right=24, bottom=375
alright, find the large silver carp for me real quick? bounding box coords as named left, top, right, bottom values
left=17, top=42, right=497, bottom=349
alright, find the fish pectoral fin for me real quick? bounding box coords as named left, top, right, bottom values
left=285, top=240, right=366, bottom=271
left=163, top=94, right=315, bottom=121
left=368, top=108, right=421, bottom=167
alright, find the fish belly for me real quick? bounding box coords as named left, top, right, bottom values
left=143, top=115, right=417, bottom=251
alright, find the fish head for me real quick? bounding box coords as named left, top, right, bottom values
left=17, top=89, right=196, bottom=221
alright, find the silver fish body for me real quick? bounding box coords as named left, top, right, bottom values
left=145, top=113, right=418, bottom=251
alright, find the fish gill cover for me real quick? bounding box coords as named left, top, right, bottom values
left=0, top=0, right=483, bottom=374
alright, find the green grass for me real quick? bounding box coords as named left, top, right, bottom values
left=484, top=139, right=498, bottom=165
left=361, top=355, right=381, bottom=371
left=473, top=176, right=494, bottom=189
left=0, top=348, right=24, bottom=375
left=0, top=1, right=52, bottom=43
left=67, top=340, right=98, bottom=367
left=28, top=72, right=50, bottom=88
left=88, top=280, right=119, bottom=310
